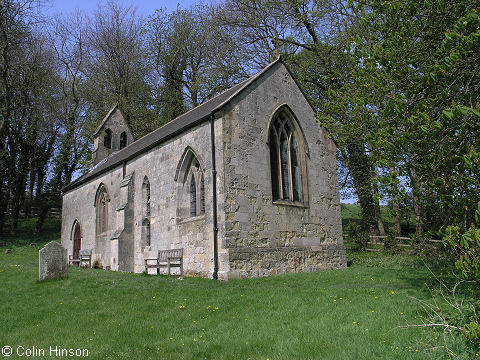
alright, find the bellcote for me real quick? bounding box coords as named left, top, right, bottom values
left=90, top=105, right=134, bottom=169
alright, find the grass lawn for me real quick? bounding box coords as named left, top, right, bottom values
left=0, top=241, right=477, bottom=360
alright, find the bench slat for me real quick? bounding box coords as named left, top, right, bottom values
left=145, top=249, right=183, bottom=276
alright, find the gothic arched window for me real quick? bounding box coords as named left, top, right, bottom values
left=95, top=184, right=109, bottom=235
left=175, top=147, right=206, bottom=219
left=104, top=129, right=112, bottom=149
left=269, top=108, right=305, bottom=202
left=119, top=132, right=127, bottom=149
left=143, top=176, right=151, bottom=216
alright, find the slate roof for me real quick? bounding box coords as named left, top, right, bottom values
left=63, top=58, right=282, bottom=193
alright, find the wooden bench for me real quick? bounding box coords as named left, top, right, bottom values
left=69, top=249, right=92, bottom=268
left=144, top=249, right=183, bottom=276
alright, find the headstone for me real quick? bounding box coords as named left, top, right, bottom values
left=39, top=241, right=68, bottom=281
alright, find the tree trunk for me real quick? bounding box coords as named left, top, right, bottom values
left=389, top=167, right=402, bottom=236
left=345, top=142, right=378, bottom=235
left=408, top=167, right=424, bottom=234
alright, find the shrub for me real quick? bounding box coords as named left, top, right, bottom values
left=463, top=319, right=480, bottom=345
left=345, top=222, right=369, bottom=251
left=384, top=227, right=397, bottom=250
left=443, top=201, right=480, bottom=286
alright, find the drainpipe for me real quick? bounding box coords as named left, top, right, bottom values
left=210, top=113, right=219, bottom=280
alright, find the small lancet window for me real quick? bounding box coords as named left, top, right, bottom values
left=268, top=109, right=304, bottom=202
left=95, top=185, right=109, bottom=235
left=119, top=132, right=127, bottom=149
left=143, top=219, right=151, bottom=246
left=104, top=129, right=112, bottom=149
left=143, top=177, right=151, bottom=217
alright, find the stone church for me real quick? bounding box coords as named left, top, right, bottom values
left=61, top=59, right=347, bottom=280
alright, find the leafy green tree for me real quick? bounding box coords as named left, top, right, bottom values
left=443, top=201, right=480, bottom=286
left=341, top=1, right=480, bottom=233
left=145, top=4, right=247, bottom=125
left=221, top=0, right=386, bottom=234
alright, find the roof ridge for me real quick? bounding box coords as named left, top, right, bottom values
left=63, top=58, right=284, bottom=193
left=93, top=104, right=118, bottom=136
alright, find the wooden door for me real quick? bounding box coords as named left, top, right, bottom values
left=73, top=223, right=81, bottom=259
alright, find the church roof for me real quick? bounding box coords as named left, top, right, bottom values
left=63, top=58, right=284, bottom=193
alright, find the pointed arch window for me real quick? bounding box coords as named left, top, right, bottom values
left=175, top=147, right=206, bottom=219
left=269, top=108, right=305, bottom=203
left=119, top=132, right=127, bottom=149
left=142, top=176, right=151, bottom=216
left=104, top=129, right=112, bottom=149
left=95, top=184, right=109, bottom=235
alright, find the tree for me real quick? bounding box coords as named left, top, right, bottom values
left=0, top=0, right=62, bottom=232
left=342, top=0, right=480, bottom=234
left=85, top=0, right=156, bottom=138
left=220, top=0, right=386, bottom=234
left=145, top=4, right=247, bottom=125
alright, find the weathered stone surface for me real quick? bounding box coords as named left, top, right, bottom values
left=39, top=242, right=68, bottom=281
left=61, top=61, right=347, bottom=279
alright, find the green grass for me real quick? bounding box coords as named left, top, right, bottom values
left=1, top=242, right=477, bottom=359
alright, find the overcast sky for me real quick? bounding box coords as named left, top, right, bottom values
left=42, top=0, right=200, bottom=18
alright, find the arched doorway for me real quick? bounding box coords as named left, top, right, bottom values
left=73, top=222, right=82, bottom=259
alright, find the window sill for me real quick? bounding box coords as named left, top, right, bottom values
left=177, top=214, right=206, bottom=224
left=273, top=199, right=308, bottom=208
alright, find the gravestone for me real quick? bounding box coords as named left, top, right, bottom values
left=39, top=242, right=68, bottom=281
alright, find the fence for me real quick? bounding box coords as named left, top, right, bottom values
left=344, top=234, right=443, bottom=252
left=5, top=207, right=62, bottom=220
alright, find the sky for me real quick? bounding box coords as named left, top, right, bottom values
left=41, top=0, right=200, bottom=18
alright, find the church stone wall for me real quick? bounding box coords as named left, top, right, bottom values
left=219, top=62, right=346, bottom=279
left=62, top=120, right=224, bottom=277
left=62, top=166, right=124, bottom=270
left=62, top=61, right=345, bottom=280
